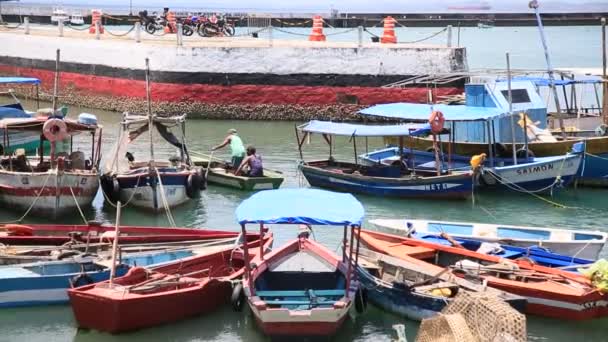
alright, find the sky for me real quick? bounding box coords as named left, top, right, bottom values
left=12, top=1, right=608, bottom=14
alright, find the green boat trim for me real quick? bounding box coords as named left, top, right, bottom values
left=193, top=157, right=284, bottom=191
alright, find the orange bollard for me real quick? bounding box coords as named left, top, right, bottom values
left=164, top=11, right=177, bottom=33
left=308, top=15, right=326, bottom=42
left=89, top=9, right=104, bottom=34
left=380, top=16, right=397, bottom=44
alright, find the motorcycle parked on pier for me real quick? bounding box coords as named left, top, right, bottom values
left=139, top=10, right=166, bottom=34
left=197, top=14, right=235, bottom=37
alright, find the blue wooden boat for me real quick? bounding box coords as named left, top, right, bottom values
left=358, top=79, right=608, bottom=188
left=0, top=249, right=194, bottom=307
left=357, top=248, right=526, bottom=321
left=415, top=235, right=594, bottom=271
left=296, top=121, right=474, bottom=200
left=360, top=142, right=585, bottom=193
left=370, top=218, right=607, bottom=260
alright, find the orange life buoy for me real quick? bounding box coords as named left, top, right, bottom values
left=43, top=119, right=68, bottom=142
left=429, top=110, right=445, bottom=134
left=4, top=224, right=34, bottom=236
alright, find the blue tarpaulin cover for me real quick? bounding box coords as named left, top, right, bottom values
left=0, top=77, right=40, bottom=85
left=359, top=103, right=506, bottom=122
left=0, top=107, right=30, bottom=119
left=299, top=120, right=432, bottom=137
left=235, top=189, right=364, bottom=226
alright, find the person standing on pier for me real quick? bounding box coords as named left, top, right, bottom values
left=213, top=128, right=246, bottom=170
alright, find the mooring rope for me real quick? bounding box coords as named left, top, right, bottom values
left=66, top=24, right=90, bottom=31
left=0, top=171, right=52, bottom=224
left=69, top=183, right=89, bottom=225
left=154, top=167, right=177, bottom=228
left=98, top=174, right=140, bottom=208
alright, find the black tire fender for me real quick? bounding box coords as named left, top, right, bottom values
left=231, top=282, right=245, bottom=312
left=69, top=273, right=95, bottom=288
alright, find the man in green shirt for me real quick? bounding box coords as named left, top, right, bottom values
left=213, top=128, right=246, bottom=170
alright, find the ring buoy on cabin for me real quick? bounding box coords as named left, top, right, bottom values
left=43, top=119, right=68, bottom=142
left=5, top=224, right=34, bottom=236
left=428, top=110, right=445, bottom=134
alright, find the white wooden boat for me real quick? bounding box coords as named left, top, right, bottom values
left=0, top=115, right=102, bottom=219
left=370, top=218, right=607, bottom=260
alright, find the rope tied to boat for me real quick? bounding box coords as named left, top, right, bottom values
left=65, top=24, right=90, bottom=31
left=68, top=183, right=89, bottom=225
left=98, top=173, right=141, bottom=208
left=154, top=167, right=177, bottom=228
left=0, top=171, right=52, bottom=224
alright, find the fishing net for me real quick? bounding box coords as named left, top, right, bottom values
left=416, top=291, right=526, bottom=342
left=579, top=259, right=608, bottom=293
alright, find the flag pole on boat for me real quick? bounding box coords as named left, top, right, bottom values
left=529, top=0, right=565, bottom=138
left=506, top=52, right=518, bottom=165
left=109, top=201, right=122, bottom=287
left=602, top=17, right=608, bottom=125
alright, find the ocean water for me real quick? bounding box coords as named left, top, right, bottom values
left=1, top=25, right=607, bottom=341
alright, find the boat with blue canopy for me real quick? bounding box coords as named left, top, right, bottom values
left=296, top=120, right=474, bottom=199
left=358, top=80, right=585, bottom=193
left=359, top=79, right=608, bottom=188
left=234, top=188, right=367, bottom=337
left=0, top=77, right=51, bottom=154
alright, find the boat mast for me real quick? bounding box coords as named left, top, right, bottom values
left=144, top=58, right=155, bottom=167
left=507, top=52, right=517, bottom=165
left=52, top=49, right=60, bottom=113
left=529, top=0, right=565, bottom=137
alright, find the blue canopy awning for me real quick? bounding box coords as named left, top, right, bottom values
left=236, top=189, right=365, bottom=226
left=0, top=77, right=40, bottom=85
left=299, top=120, right=432, bottom=137
left=359, top=103, right=506, bottom=122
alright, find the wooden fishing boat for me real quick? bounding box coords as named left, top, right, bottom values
left=360, top=143, right=585, bottom=194
left=357, top=248, right=527, bottom=321
left=358, top=79, right=608, bottom=187
left=192, top=156, right=284, bottom=191
left=0, top=115, right=102, bottom=218
left=0, top=243, right=223, bottom=308
left=235, top=189, right=367, bottom=337
left=68, top=232, right=273, bottom=333
left=371, top=218, right=607, bottom=260
left=296, top=121, right=474, bottom=200
left=100, top=60, right=204, bottom=212
left=358, top=229, right=608, bottom=320
left=0, top=223, right=253, bottom=246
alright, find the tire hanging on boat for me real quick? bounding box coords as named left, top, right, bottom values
left=100, top=175, right=121, bottom=203
left=69, top=273, right=95, bottom=288
left=186, top=173, right=203, bottom=198
left=231, top=282, right=245, bottom=312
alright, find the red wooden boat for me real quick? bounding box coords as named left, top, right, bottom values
left=0, top=223, right=251, bottom=246
left=235, top=189, right=367, bottom=337
left=358, top=229, right=608, bottom=321
left=67, top=231, right=273, bottom=333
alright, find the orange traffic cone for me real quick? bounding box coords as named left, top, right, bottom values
left=164, top=11, right=177, bottom=33
left=380, top=16, right=397, bottom=44
left=89, top=9, right=104, bottom=34
left=308, top=15, right=326, bottom=42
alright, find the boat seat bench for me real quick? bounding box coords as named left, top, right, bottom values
left=255, top=289, right=345, bottom=297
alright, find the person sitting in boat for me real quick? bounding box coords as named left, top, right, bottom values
left=235, top=146, right=264, bottom=177
left=212, top=128, right=246, bottom=169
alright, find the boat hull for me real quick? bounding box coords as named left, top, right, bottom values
left=0, top=170, right=98, bottom=218
left=246, top=238, right=355, bottom=337
left=403, top=135, right=608, bottom=187
left=358, top=267, right=445, bottom=321
left=481, top=153, right=582, bottom=192
left=0, top=262, right=130, bottom=308
left=299, top=162, right=473, bottom=199
left=70, top=277, right=232, bottom=333
left=115, top=170, right=192, bottom=211
left=193, top=158, right=284, bottom=191
left=358, top=229, right=608, bottom=321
